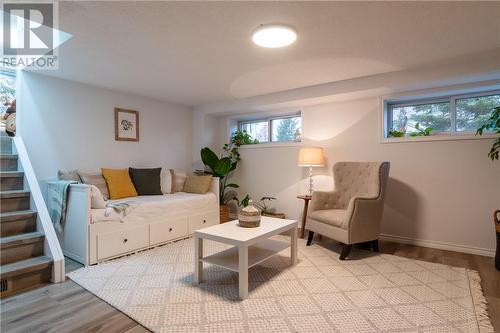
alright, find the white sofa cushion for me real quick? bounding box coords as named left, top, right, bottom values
left=160, top=167, right=173, bottom=194
left=89, top=185, right=107, bottom=209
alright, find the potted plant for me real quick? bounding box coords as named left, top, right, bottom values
left=476, top=106, right=500, bottom=270
left=201, top=129, right=258, bottom=223
left=240, top=195, right=286, bottom=219
left=389, top=122, right=433, bottom=138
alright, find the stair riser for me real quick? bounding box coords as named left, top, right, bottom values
left=0, top=267, right=51, bottom=298
left=0, top=197, right=29, bottom=212
left=0, top=158, right=17, bottom=171
left=0, top=141, right=12, bottom=155
left=1, top=217, right=37, bottom=237
left=0, top=241, right=44, bottom=265
left=0, top=177, right=23, bottom=191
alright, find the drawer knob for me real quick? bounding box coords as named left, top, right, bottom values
left=169, top=228, right=173, bottom=232
left=123, top=238, right=128, bottom=243
left=203, top=220, right=206, bottom=223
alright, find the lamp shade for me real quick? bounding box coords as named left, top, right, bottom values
left=298, top=147, right=325, bottom=167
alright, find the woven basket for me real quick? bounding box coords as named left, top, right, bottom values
left=238, top=202, right=261, bottom=228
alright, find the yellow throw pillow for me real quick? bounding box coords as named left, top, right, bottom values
left=101, top=168, right=138, bottom=199
left=183, top=175, right=212, bottom=194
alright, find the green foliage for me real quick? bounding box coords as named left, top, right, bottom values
left=476, top=106, right=500, bottom=161
left=392, top=102, right=449, bottom=134
left=410, top=103, right=450, bottom=132
left=388, top=130, right=404, bottom=137
left=240, top=194, right=251, bottom=207
left=200, top=130, right=258, bottom=204
left=200, top=148, right=219, bottom=171
left=392, top=95, right=499, bottom=136
left=0, top=67, right=16, bottom=106
left=389, top=123, right=432, bottom=138
left=213, top=157, right=231, bottom=176
left=231, top=129, right=259, bottom=146
left=276, top=118, right=300, bottom=142
left=239, top=195, right=277, bottom=214
left=458, top=95, right=500, bottom=131
left=408, top=123, right=433, bottom=136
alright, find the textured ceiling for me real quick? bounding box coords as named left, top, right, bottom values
left=37, top=1, right=500, bottom=106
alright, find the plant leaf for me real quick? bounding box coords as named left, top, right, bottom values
left=200, top=147, right=219, bottom=171
left=214, top=157, right=231, bottom=177
left=241, top=194, right=250, bottom=207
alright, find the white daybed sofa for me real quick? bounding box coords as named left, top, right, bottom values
left=48, top=178, right=219, bottom=265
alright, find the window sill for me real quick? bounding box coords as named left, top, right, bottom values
left=379, top=133, right=498, bottom=144
left=238, top=141, right=303, bottom=149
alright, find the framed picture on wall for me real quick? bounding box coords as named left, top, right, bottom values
left=114, top=108, right=139, bottom=141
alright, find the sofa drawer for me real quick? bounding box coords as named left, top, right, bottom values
left=97, top=225, right=149, bottom=260
left=150, top=217, right=188, bottom=245
left=188, top=211, right=218, bottom=234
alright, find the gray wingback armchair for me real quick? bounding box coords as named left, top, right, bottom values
left=306, top=161, right=390, bottom=260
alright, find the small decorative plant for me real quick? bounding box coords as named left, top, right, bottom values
left=476, top=106, right=500, bottom=160
left=388, top=129, right=404, bottom=137
left=389, top=123, right=433, bottom=138
left=200, top=129, right=259, bottom=205
left=240, top=195, right=277, bottom=214
left=230, top=129, right=259, bottom=146
left=408, top=123, right=433, bottom=136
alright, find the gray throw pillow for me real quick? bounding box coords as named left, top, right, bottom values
left=129, top=167, right=162, bottom=196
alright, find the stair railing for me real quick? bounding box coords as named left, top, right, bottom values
left=12, top=137, right=65, bottom=282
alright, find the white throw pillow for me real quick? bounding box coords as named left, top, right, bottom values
left=89, top=185, right=106, bottom=209
left=160, top=167, right=173, bottom=194
left=170, top=169, right=188, bottom=192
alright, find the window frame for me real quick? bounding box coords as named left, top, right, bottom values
left=385, top=89, right=500, bottom=139
left=238, top=112, right=302, bottom=144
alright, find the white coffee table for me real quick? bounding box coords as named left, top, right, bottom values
left=194, top=216, right=298, bottom=299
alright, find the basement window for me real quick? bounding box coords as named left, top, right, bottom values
left=239, top=113, right=302, bottom=143
left=0, top=64, right=16, bottom=135
left=385, top=90, right=500, bottom=139
left=0, top=65, right=16, bottom=107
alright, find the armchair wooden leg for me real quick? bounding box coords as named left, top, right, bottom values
left=371, top=240, right=379, bottom=252
left=306, top=231, right=314, bottom=246
left=339, top=244, right=352, bottom=260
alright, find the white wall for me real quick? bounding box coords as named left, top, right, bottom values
left=211, top=97, right=500, bottom=256
left=193, top=53, right=500, bottom=257
left=18, top=72, right=193, bottom=193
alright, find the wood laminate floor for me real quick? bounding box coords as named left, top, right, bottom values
left=1, top=240, right=499, bottom=333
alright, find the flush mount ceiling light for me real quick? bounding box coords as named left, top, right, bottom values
left=252, top=25, right=297, bottom=48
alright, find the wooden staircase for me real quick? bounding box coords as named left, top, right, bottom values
left=0, top=133, right=52, bottom=298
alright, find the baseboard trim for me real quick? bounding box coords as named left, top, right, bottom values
left=62, top=250, right=86, bottom=265
left=379, top=233, right=495, bottom=258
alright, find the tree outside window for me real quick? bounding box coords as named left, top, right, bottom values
left=456, top=95, right=500, bottom=132
left=239, top=114, right=302, bottom=143
left=272, top=116, right=301, bottom=142
left=0, top=66, right=16, bottom=106
left=388, top=91, right=500, bottom=137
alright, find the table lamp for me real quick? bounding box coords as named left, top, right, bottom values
left=298, top=147, right=325, bottom=196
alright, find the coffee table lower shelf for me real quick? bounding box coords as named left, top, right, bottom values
left=200, top=239, right=289, bottom=272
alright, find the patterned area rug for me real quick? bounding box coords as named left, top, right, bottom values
left=68, top=237, right=493, bottom=333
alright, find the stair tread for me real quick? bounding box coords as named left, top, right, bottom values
left=0, top=171, right=23, bottom=177
left=0, top=190, right=30, bottom=198
left=0, top=256, right=52, bottom=279
left=0, top=154, right=17, bottom=159
left=0, top=210, right=37, bottom=222
left=0, top=232, right=44, bottom=248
